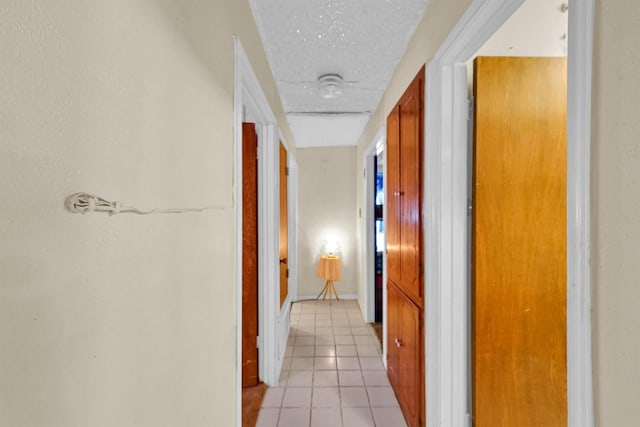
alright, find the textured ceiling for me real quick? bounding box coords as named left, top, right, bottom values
left=250, top=0, right=429, bottom=147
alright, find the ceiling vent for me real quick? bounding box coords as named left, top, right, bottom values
left=317, top=73, right=344, bottom=99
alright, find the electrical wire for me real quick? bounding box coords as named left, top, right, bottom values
left=65, top=192, right=231, bottom=216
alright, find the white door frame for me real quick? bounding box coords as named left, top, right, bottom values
left=233, top=37, right=293, bottom=426
left=424, top=0, right=594, bottom=426
left=363, top=127, right=386, bottom=325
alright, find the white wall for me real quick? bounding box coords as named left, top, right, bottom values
left=0, top=1, right=290, bottom=426
left=297, top=147, right=358, bottom=299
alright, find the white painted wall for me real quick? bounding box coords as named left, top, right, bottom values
left=0, top=1, right=291, bottom=426
left=297, top=147, right=358, bottom=299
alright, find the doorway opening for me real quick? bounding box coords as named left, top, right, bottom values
left=423, top=0, right=594, bottom=425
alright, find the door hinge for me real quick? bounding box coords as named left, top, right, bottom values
left=256, top=335, right=262, bottom=349
left=286, top=268, right=289, bottom=278
left=467, top=96, right=475, bottom=121
left=256, top=144, right=260, bottom=160
left=285, top=166, right=290, bottom=176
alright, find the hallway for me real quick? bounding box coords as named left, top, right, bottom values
left=256, top=300, right=406, bottom=427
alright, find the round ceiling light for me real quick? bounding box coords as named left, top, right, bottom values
left=317, top=73, right=344, bottom=99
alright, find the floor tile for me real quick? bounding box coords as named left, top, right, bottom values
left=341, top=407, right=375, bottom=427
left=256, top=407, right=279, bottom=427
left=314, top=370, right=339, bottom=387
left=333, top=326, right=351, bottom=335
left=312, top=386, right=340, bottom=407
left=282, top=387, right=311, bottom=407
left=290, top=357, right=315, bottom=370
left=367, top=386, right=399, bottom=407
left=262, top=301, right=405, bottom=427
left=296, top=336, right=315, bottom=346
left=336, top=356, right=360, bottom=370
left=371, top=406, right=407, bottom=427
left=315, top=336, right=334, bottom=345
left=315, top=345, right=336, bottom=357
left=314, top=356, right=337, bottom=370
left=316, top=327, right=333, bottom=336
left=278, top=408, right=310, bottom=427
left=359, top=356, right=384, bottom=370
left=287, top=370, right=313, bottom=387
left=340, top=387, right=370, bottom=407
left=311, top=407, right=342, bottom=427
left=278, top=370, right=290, bottom=386
left=354, top=335, right=377, bottom=345
left=336, top=345, right=357, bottom=357
left=334, top=335, right=355, bottom=345
left=262, top=387, right=285, bottom=407
left=362, top=370, right=390, bottom=387
left=338, top=370, right=364, bottom=387
left=356, top=345, right=379, bottom=356
left=293, top=346, right=315, bottom=357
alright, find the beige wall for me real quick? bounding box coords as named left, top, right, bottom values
left=297, top=147, right=358, bottom=298
left=0, top=1, right=289, bottom=426
left=592, top=0, right=640, bottom=424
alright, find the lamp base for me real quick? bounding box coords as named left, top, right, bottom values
left=316, top=280, right=340, bottom=301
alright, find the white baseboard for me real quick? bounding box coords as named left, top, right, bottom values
left=294, top=294, right=359, bottom=302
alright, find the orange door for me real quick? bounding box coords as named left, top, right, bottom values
left=472, top=57, right=567, bottom=426
left=242, top=122, right=259, bottom=388
left=279, top=142, right=288, bottom=307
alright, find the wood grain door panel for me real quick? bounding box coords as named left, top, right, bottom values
left=386, top=66, right=425, bottom=427
left=398, top=76, right=423, bottom=305
left=279, top=142, right=288, bottom=307
left=472, top=56, right=567, bottom=427
left=386, top=106, right=401, bottom=284
left=242, top=122, right=259, bottom=388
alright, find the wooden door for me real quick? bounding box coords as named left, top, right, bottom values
left=386, top=67, right=425, bottom=427
left=472, top=57, right=567, bottom=426
left=279, top=142, right=288, bottom=307
left=388, top=281, right=423, bottom=427
left=242, top=122, right=259, bottom=388
left=386, top=105, right=401, bottom=285
left=386, top=70, right=423, bottom=307
left=398, top=73, right=423, bottom=305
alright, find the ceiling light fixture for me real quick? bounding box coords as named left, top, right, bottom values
left=317, top=73, right=344, bottom=99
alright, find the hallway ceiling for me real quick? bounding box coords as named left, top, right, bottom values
left=250, top=0, right=429, bottom=147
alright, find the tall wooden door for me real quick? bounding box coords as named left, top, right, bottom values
left=279, top=142, right=288, bottom=307
left=386, top=66, right=425, bottom=427
left=472, top=57, right=567, bottom=426
left=242, top=122, right=259, bottom=388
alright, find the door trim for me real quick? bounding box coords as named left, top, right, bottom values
left=363, top=126, right=386, bottom=324
left=423, top=1, right=594, bottom=426
left=234, top=37, right=292, bottom=427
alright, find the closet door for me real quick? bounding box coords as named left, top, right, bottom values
left=472, top=56, right=567, bottom=426
left=397, top=75, right=423, bottom=306
left=386, top=105, right=401, bottom=284
left=386, top=66, right=425, bottom=427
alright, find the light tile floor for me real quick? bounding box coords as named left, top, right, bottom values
left=256, top=300, right=407, bottom=427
